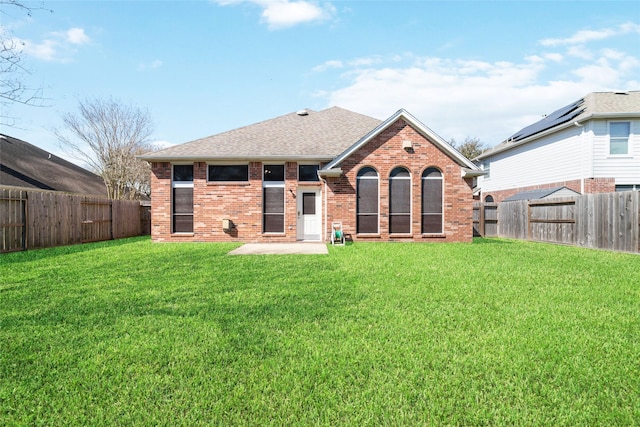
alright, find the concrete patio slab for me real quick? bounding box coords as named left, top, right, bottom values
left=228, top=243, right=328, bottom=255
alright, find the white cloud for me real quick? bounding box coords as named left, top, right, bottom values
left=22, top=27, right=91, bottom=62
left=566, top=45, right=593, bottom=60
left=138, top=59, right=164, bottom=71
left=318, top=48, right=638, bottom=146
left=311, top=21, right=640, bottom=146
left=63, top=28, right=91, bottom=45
left=212, top=0, right=336, bottom=29
left=540, top=22, right=640, bottom=46
left=312, top=59, right=343, bottom=72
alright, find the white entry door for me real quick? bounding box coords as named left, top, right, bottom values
left=296, top=188, right=321, bottom=241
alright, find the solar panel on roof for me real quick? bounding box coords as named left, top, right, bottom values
left=509, top=98, right=585, bottom=142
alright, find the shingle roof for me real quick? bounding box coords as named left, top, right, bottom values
left=0, top=134, right=107, bottom=196
left=139, top=107, right=383, bottom=161
left=477, top=91, right=640, bottom=160
left=503, top=186, right=580, bottom=201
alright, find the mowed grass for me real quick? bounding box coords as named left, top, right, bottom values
left=1, top=237, right=639, bottom=426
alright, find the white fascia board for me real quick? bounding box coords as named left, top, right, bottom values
left=324, top=108, right=480, bottom=171
left=462, top=168, right=486, bottom=178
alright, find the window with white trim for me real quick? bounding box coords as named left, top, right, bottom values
left=421, top=167, right=443, bottom=234
left=172, top=164, right=193, bottom=233
left=263, top=164, right=285, bottom=233
left=389, top=167, right=411, bottom=234
left=356, top=167, right=379, bottom=234
left=482, top=158, right=491, bottom=178
left=610, top=122, right=630, bottom=155
left=208, top=164, right=249, bottom=182
left=298, top=164, right=320, bottom=182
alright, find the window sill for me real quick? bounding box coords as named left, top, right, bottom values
left=606, top=155, right=633, bottom=159
left=422, top=233, right=445, bottom=239
left=389, top=233, right=413, bottom=237
left=263, top=232, right=286, bottom=236
left=207, top=181, right=251, bottom=186
left=356, top=233, right=380, bottom=238
left=171, top=233, right=194, bottom=237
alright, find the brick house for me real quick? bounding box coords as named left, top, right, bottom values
left=139, top=107, right=482, bottom=243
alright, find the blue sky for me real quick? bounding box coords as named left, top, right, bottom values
left=3, top=0, right=640, bottom=162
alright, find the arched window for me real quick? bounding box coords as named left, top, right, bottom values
left=356, top=167, right=379, bottom=234
left=421, top=167, right=443, bottom=234
left=389, top=167, right=411, bottom=233
left=484, top=195, right=494, bottom=203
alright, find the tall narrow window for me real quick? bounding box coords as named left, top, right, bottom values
left=389, top=167, right=411, bottom=234
left=356, top=167, right=379, bottom=234
left=482, top=158, right=491, bottom=178
left=263, top=164, right=285, bottom=233
left=610, top=122, right=630, bottom=155
left=422, top=167, right=443, bottom=234
left=172, top=164, right=193, bottom=233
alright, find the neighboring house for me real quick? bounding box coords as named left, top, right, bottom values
left=476, top=91, right=640, bottom=202
left=0, top=134, right=107, bottom=196
left=139, top=107, right=482, bottom=243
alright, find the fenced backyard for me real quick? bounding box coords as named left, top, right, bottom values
left=1, top=186, right=150, bottom=253
left=474, top=190, right=640, bottom=253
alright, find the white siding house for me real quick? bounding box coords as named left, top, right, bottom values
left=477, top=91, right=640, bottom=202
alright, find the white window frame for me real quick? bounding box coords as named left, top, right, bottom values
left=297, top=163, right=320, bottom=182
left=388, top=166, right=412, bottom=235
left=421, top=168, right=444, bottom=235
left=263, top=164, right=286, bottom=234
left=356, top=166, right=380, bottom=235
left=207, top=163, right=250, bottom=183
left=171, top=164, right=194, bottom=234
left=609, top=121, right=631, bottom=156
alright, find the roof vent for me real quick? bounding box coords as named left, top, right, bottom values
left=296, top=109, right=309, bottom=116
left=613, top=91, right=629, bottom=95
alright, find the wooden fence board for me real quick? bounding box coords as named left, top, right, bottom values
left=1, top=186, right=148, bottom=253
left=475, top=191, right=639, bottom=253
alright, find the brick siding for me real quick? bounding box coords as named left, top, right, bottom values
left=149, top=118, right=474, bottom=243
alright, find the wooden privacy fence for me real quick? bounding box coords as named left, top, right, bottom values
left=474, top=191, right=640, bottom=253
left=1, top=187, right=149, bottom=253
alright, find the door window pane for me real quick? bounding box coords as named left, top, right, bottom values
left=302, top=192, right=316, bottom=215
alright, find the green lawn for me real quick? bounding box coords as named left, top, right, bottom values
left=1, top=237, right=639, bottom=426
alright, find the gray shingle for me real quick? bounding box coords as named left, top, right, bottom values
left=1, top=134, right=107, bottom=196
left=140, top=107, right=382, bottom=161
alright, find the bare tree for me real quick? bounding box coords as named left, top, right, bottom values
left=0, top=1, right=52, bottom=125
left=450, top=137, right=487, bottom=160
left=56, top=97, right=156, bottom=200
